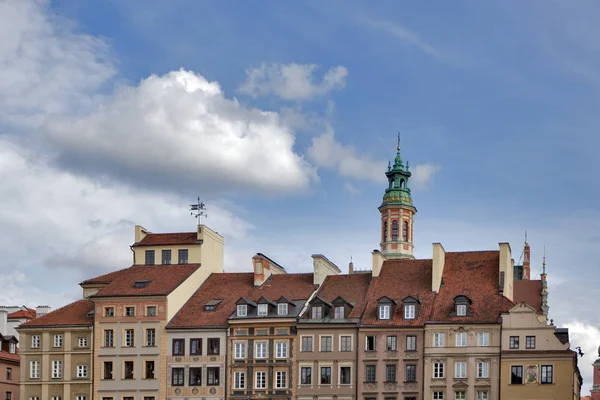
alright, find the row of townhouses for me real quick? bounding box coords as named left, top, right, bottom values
left=15, top=145, right=581, bottom=400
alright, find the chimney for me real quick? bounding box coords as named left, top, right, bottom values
left=0, top=310, right=7, bottom=334
left=432, top=243, right=445, bottom=292
left=253, top=253, right=286, bottom=287
left=312, top=255, right=341, bottom=285
left=372, top=250, right=385, bottom=277
left=499, top=242, right=514, bottom=301
left=36, top=306, right=51, bottom=318
left=523, top=241, right=531, bottom=280
left=134, top=225, right=149, bottom=243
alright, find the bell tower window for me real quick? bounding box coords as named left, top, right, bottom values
left=402, top=221, right=409, bottom=242
left=391, top=220, right=398, bottom=241
left=383, top=221, right=388, bottom=242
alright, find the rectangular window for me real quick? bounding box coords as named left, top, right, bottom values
left=455, top=361, right=466, bottom=378
left=125, top=306, right=135, bottom=317
left=366, top=365, right=376, bottom=382
left=6, top=367, right=12, bottom=380
left=278, top=303, right=288, bottom=315
left=366, top=335, right=376, bottom=351
left=51, top=360, right=62, bottom=378
left=276, top=370, right=287, bottom=388
left=104, top=307, right=114, bottom=317
left=311, top=306, right=322, bottom=319
left=189, top=367, right=202, bottom=386
left=237, top=304, right=247, bottom=317
left=457, top=304, right=467, bottom=316
left=404, top=304, right=416, bottom=319
left=190, top=338, right=202, bottom=355
left=479, top=332, right=489, bottom=346
left=385, top=365, right=396, bottom=382
left=77, top=364, right=87, bottom=378
left=75, top=397, right=86, bottom=400
left=340, top=366, right=351, bottom=384
left=234, top=371, right=245, bottom=389
left=145, top=329, right=156, bottom=347
left=145, top=250, right=155, bottom=264
left=53, top=334, right=63, bottom=347
left=146, top=306, right=157, bottom=317
left=276, top=342, right=288, bottom=358
left=406, top=335, right=417, bottom=351
left=320, top=336, right=332, bottom=352
left=235, top=342, right=246, bottom=359
left=145, top=361, right=155, bottom=379
left=541, top=365, right=553, bottom=384
left=6, top=393, right=12, bottom=400
left=178, top=249, right=188, bottom=264
left=172, top=338, right=185, bottom=355
left=172, top=367, right=184, bottom=386
left=301, top=366, right=312, bottom=384
left=258, top=304, right=268, bottom=316
left=162, top=249, right=171, bottom=264
left=433, top=362, right=444, bottom=378
left=509, top=336, right=519, bottom=349
left=207, top=367, right=220, bottom=385
left=510, top=366, right=523, bottom=384
left=320, top=366, right=331, bottom=384
left=334, top=306, right=344, bottom=319
left=302, top=336, right=313, bottom=352
left=255, top=371, right=266, bottom=389
left=477, top=392, right=488, bottom=400
left=124, top=329, right=135, bottom=347
left=31, top=335, right=40, bottom=348
left=103, top=361, right=113, bottom=379
left=30, top=360, right=40, bottom=379
left=379, top=305, right=390, bottom=319
left=386, top=335, right=397, bottom=351
left=526, top=336, right=536, bottom=349
left=455, top=332, right=467, bottom=347
left=406, top=364, right=417, bottom=382
left=341, top=335, right=352, bottom=352
left=51, top=397, right=60, bottom=400
left=433, top=332, right=445, bottom=347
left=255, top=342, right=267, bottom=359
left=124, top=361, right=134, bottom=379
left=78, top=337, right=88, bottom=347
left=455, top=392, right=466, bottom=400
left=478, top=361, right=489, bottom=378
left=433, top=392, right=444, bottom=400
left=207, top=338, right=220, bottom=355
left=104, top=329, right=114, bottom=347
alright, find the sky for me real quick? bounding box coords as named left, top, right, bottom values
left=1, top=0, right=599, bottom=391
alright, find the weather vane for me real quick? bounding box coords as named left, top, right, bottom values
left=190, top=197, right=207, bottom=225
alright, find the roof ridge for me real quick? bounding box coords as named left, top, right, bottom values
left=146, top=231, right=196, bottom=236
left=20, top=299, right=92, bottom=327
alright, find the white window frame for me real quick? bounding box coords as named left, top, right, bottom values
left=404, top=304, right=416, bottom=319
left=255, top=371, right=266, bottom=389
left=478, top=332, right=489, bottom=346
left=478, top=361, right=489, bottom=378
left=334, top=306, right=344, bottom=319
left=51, top=396, right=61, bottom=400
left=8, top=342, right=16, bottom=354
left=255, top=342, right=267, bottom=359
left=124, top=329, right=135, bottom=347
left=276, top=342, right=288, bottom=358
left=30, top=360, right=40, bottom=379
left=379, top=305, right=390, bottom=320
left=455, top=332, right=467, bottom=347
left=311, top=306, right=322, bottom=319
left=77, top=364, right=88, bottom=378
left=53, top=334, right=63, bottom=348
left=145, top=328, right=156, bottom=347
left=78, top=337, right=88, bottom=347
left=237, top=305, right=247, bottom=317
left=278, top=303, right=288, bottom=315
left=76, top=396, right=86, bottom=400
left=257, top=304, right=268, bottom=316
left=477, top=391, right=489, bottom=400
left=340, top=335, right=353, bottom=352
left=234, top=371, right=245, bottom=389
left=455, top=392, right=465, bottom=400
left=234, top=342, right=246, bottom=359
left=457, top=304, right=467, bottom=316
left=433, top=362, right=444, bottom=378
left=320, top=335, right=332, bottom=352
left=276, top=370, right=287, bottom=389
left=31, top=335, right=40, bottom=348
left=455, top=361, right=466, bottom=378
left=52, top=359, right=63, bottom=379
left=433, top=332, right=445, bottom=347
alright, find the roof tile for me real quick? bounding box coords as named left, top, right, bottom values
left=513, top=280, right=543, bottom=313
left=19, top=300, right=93, bottom=328
left=316, top=274, right=371, bottom=318
left=137, top=232, right=198, bottom=246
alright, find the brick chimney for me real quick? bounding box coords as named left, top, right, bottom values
left=523, top=241, right=531, bottom=280
left=252, top=253, right=286, bottom=287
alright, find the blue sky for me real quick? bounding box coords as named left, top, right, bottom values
left=1, top=0, right=599, bottom=391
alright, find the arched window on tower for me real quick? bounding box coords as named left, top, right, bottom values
left=400, top=179, right=405, bottom=189
left=402, top=221, right=409, bottom=242
left=391, top=220, right=398, bottom=241
left=383, top=221, right=388, bottom=242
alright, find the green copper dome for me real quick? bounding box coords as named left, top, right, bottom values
left=380, top=145, right=414, bottom=208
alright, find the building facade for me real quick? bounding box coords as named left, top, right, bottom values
left=0, top=333, right=19, bottom=400
left=17, top=300, right=94, bottom=400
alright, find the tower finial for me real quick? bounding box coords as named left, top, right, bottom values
left=525, top=230, right=528, bottom=244
left=397, top=132, right=401, bottom=151
left=542, top=243, right=546, bottom=275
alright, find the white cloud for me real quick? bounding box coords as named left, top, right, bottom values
left=0, top=0, right=115, bottom=127
left=239, top=63, right=348, bottom=100
left=563, top=321, right=600, bottom=395
left=343, top=182, right=361, bottom=195
left=43, top=69, right=317, bottom=194
left=411, top=163, right=441, bottom=188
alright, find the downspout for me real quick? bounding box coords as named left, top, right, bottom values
left=130, top=245, right=136, bottom=265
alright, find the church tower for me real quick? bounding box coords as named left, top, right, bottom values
left=379, top=138, right=417, bottom=259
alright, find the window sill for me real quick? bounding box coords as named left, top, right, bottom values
left=404, top=380, right=417, bottom=383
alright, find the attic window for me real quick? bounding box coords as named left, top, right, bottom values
left=311, top=306, right=323, bottom=319
left=454, top=295, right=472, bottom=317
left=237, top=305, right=247, bottom=317
left=379, top=305, right=390, bottom=320
left=278, top=303, right=288, bottom=316
left=258, top=304, right=268, bottom=316
left=402, top=296, right=420, bottom=320
left=204, top=300, right=222, bottom=312
left=134, top=280, right=151, bottom=289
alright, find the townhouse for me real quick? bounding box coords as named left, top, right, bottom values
left=0, top=333, right=19, bottom=400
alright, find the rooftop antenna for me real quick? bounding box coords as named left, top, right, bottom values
left=190, top=197, right=207, bottom=226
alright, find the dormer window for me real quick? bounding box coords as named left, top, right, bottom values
left=334, top=306, right=344, bottom=319
left=457, top=304, right=467, bottom=316
left=379, top=305, right=391, bottom=320
left=311, top=306, right=323, bottom=319
left=134, top=280, right=150, bottom=289
left=204, top=299, right=221, bottom=312
left=258, top=304, right=268, bottom=316
left=376, top=296, right=397, bottom=321
left=453, top=295, right=472, bottom=317
left=237, top=305, right=247, bottom=317
left=404, top=304, right=416, bottom=319
left=9, top=343, right=16, bottom=354
left=278, top=303, right=288, bottom=316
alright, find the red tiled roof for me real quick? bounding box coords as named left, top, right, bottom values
left=514, top=280, right=543, bottom=313
left=317, top=274, right=372, bottom=318
left=19, top=300, right=93, bottom=328
left=136, top=232, right=199, bottom=246
left=167, top=273, right=255, bottom=329
left=0, top=350, right=20, bottom=363
left=361, top=259, right=435, bottom=327
left=80, top=268, right=130, bottom=285
left=248, top=274, right=316, bottom=301
left=92, top=264, right=200, bottom=297
left=430, top=251, right=514, bottom=323
left=8, top=308, right=36, bottom=319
